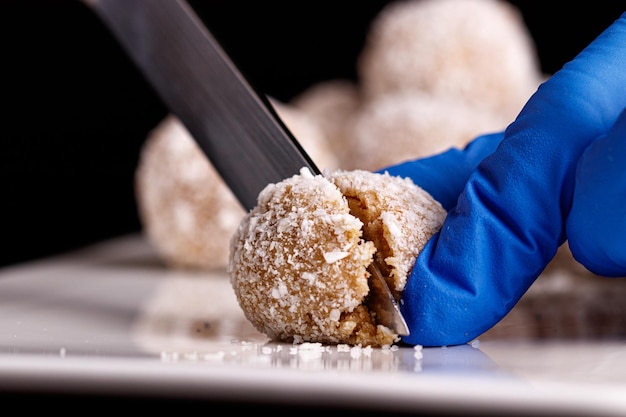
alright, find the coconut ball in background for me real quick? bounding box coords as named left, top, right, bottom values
left=135, top=115, right=243, bottom=270
left=290, top=79, right=362, bottom=167
left=356, top=0, right=543, bottom=120
left=269, top=98, right=340, bottom=172
left=135, top=99, right=336, bottom=270
left=291, top=0, right=543, bottom=171
left=345, top=92, right=509, bottom=171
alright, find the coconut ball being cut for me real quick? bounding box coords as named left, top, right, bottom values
left=228, top=168, right=446, bottom=346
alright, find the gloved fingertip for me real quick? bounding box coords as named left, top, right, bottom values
left=567, top=109, right=626, bottom=276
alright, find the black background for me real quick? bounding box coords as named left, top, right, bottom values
left=1, top=1, right=624, bottom=268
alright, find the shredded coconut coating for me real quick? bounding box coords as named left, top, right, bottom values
left=228, top=168, right=445, bottom=346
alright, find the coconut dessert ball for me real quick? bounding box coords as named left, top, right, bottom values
left=346, top=92, right=508, bottom=171
left=228, top=168, right=446, bottom=346
left=135, top=100, right=337, bottom=270
left=357, top=0, right=543, bottom=120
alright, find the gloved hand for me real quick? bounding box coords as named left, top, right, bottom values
left=379, top=12, right=626, bottom=347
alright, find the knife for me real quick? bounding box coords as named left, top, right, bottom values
left=85, top=0, right=409, bottom=336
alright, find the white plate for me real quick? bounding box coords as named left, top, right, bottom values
left=1, top=235, right=625, bottom=415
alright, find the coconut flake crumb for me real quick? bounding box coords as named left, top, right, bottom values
left=413, top=345, right=424, bottom=360
left=300, top=166, right=315, bottom=178
left=323, top=250, right=350, bottom=263
left=362, top=345, right=373, bottom=357
left=203, top=351, right=226, bottom=361
left=337, top=344, right=351, bottom=352
left=350, top=345, right=363, bottom=358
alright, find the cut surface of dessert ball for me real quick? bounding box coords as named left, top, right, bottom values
left=228, top=168, right=446, bottom=346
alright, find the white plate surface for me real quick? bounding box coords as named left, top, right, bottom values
left=1, top=235, right=626, bottom=416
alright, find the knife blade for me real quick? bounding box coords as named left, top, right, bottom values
left=84, top=0, right=318, bottom=211
left=85, top=0, right=409, bottom=336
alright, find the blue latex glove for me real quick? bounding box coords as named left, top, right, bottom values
left=379, top=12, right=626, bottom=347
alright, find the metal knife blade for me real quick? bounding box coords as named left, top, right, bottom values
left=85, top=0, right=318, bottom=211
left=86, top=0, right=409, bottom=336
